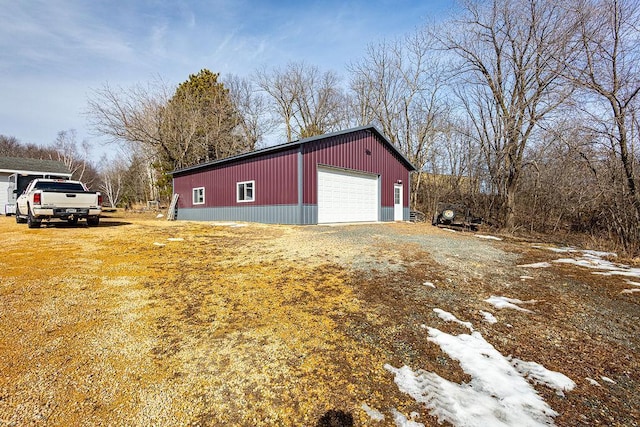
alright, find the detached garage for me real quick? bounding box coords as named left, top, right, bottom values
left=171, top=125, right=416, bottom=224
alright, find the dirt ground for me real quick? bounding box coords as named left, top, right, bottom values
left=0, top=211, right=638, bottom=426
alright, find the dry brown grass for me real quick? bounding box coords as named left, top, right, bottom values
left=0, top=212, right=638, bottom=426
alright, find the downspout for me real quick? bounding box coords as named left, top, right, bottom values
left=297, top=147, right=303, bottom=225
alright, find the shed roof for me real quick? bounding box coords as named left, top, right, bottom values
left=172, top=125, right=417, bottom=176
left=0, top=156, right=72, bottom=176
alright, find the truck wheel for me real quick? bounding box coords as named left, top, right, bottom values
left=27, top=209, right=41, bottom=228
left=87, top=217, right=100, bottom=227
left=15, top=206, right=27, bottom=223
left=67, top=217, right=79, bottom=225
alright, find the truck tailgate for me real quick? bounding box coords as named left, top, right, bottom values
left=40, top=192, right=99, bottom=208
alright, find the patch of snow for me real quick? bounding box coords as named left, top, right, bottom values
left=518, top=262, right=552, bottom=268
left=510, top=358, right=576, bottom=395
left=386, top=326, right=571, bottom=427
left=156, top=213, right=164, bottom=218
left=621, top=288, right=640, bottom=294
left=554, top=256, right=618, bottom=270
left=423, top=281, right=435, bottom=288
left=442, top=228, right=458, bottom=233
left=484, top=296, right=535, bottom=313
left=601, top=376, right=616, bottom=384
left=361, top=403, right=385, bottom=421
left=153, top=242, right=165, bottom=247
left=433, top=308, right=473, bottom=331
left=593, top=269, right=640, bottom=278
left=546, top=247, right=576, bottom=253
left=391, top=409, right=424, bottom=427
left=167, top=237, right=184, bottom=242
left=535, top=246, right=617, bottom=258
left=583, top=249, right=617, bottom=258
left=475, top=234, right=502, bottom=241
left=520, top=275, right=535, bottom=280
left=549, top=250, right=640, bottom=278
left=625, top=279, right=640, bottom=287
left=479, top=310, right=497, bottom=324
left=586, top=377, right=601, bottom=387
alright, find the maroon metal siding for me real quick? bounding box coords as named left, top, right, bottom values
left=174, top=148, right=299, bottom=208
left=302, top=129, right=411, bottom=207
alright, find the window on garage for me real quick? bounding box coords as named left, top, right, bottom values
left=237, top=180, right=255, bottom=202
left=192, top=187, right=205, bottom=205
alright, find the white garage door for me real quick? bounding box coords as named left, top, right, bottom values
left=317, top=167, right=379, bottom=223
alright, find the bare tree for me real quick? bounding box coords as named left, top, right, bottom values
left=256, top=62, right=347, bottom=141
left=98, top=154, right=127, bottom=208
left=224, top=74, right=274, bottom=149
left=348, top=31, right=450, bottom=208
left=256, top=65, right=298, bottom=142
left=565, top=0, right=640, bottom=250
left=52, top=130, right=88, bottom=181
left=439, top=0, right=577, bottom=229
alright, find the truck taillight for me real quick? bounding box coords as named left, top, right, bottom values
left=98, top=194, right=103, bottom=206
left=33, top=193, right=41, bottom=205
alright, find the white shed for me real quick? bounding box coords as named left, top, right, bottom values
left=0, top=157, right=72, bottom=215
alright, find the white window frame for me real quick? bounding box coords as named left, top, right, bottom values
left=237, top=180, right=255, bottom=203
left=192, top=187, right=205, bottom=205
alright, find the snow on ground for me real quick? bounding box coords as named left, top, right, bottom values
left=520, top=275, right=535, bottom=280
left=484, top=296, right=536, bottom=313
left=518, top=262, right=552, bottom=268
left=479, top=310, right=498, bottom=324
left=553, top=253, right=640, bottom=278
left=433, top=308, right=473, bottom=331
left=601, top=376, right=617, bottom=384
left=509, top=358, right=576, bottom=396
left=533, top=246, right=616, bottom=258
left=391, top=409, right=424, bottom=427
left=423, top=281, right=436, bottom=288
left=167, top=237, right=184, bottom=242
left=586, top=377, right=601, bottom=387
left=362, top=403, right=385, bottom=421
left=385, top=310, right=574, bottom=427
left=475, top=234, right=503, bottom=241
left=528, top=245, right=640, bottom=280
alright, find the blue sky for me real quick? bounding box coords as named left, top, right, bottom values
left=0, top=0, right=454, bottom=157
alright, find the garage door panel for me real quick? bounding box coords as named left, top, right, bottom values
left=318, top=168, right=378, bottom=223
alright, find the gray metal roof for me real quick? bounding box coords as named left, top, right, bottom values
left=0, top=156, right=72, bottom=176
left=172, top=125, right=417, bottom=176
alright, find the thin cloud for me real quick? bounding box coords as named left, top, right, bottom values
left=0, top=0, right=455, bottom=150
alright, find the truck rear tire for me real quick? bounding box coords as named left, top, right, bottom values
left=87, top=217, right=100, bottom=227
left=27, top=209, right=41, bottom=228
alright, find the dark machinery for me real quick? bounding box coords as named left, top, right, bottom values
left=432, top=203, right=482, bottom=231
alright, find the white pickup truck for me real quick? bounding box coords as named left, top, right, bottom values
left=15, top=179, right=102, bottom=228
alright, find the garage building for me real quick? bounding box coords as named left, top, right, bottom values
left=0, top=157, right=72, bottom=215
left=171, top=125, right=416, bottom=224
